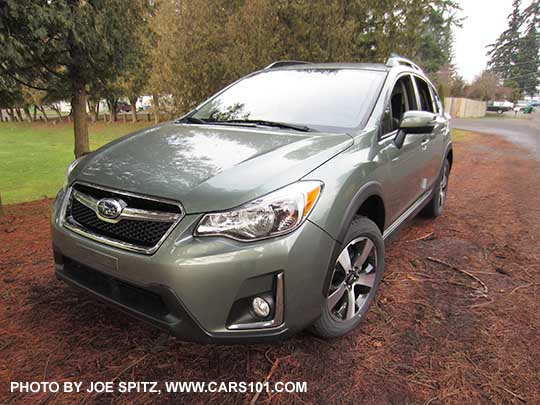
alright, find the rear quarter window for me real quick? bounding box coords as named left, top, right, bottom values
left=430, top=85, right=443, bottom=113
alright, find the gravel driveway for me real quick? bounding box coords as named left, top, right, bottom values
left=453, top=111, right=540, bottom=158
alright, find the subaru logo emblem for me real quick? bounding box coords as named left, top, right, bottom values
left=96, top=198, right=124, bottom=220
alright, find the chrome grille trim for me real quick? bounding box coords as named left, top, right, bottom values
left=72, top=190, right=181, bottom=224
left=61, top=182, right=185, bottom=255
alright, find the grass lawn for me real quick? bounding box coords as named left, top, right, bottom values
left=0, top=121, right=153, bottom=205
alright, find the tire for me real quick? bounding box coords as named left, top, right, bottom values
left=421, top=158, right=450, bottom=218
left=311, top=217, right=385, bottom=339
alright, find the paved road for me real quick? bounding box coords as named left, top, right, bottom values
left=453, top=111, right=540, bottom=159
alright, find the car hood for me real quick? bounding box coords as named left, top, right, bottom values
left=73, top=122, right=352, bottom=213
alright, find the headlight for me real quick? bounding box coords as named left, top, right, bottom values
left=62, top=156, right=85, bottom=189
left=195, top=181, right=323, bottom=241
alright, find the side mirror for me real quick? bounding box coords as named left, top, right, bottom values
left=394, top=111, right=437, bottom=148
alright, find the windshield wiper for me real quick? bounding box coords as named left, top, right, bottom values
left=177, top=117, right=316, bottom=132
left=176, top=116, right=207, bottom=124
left=218, top=119, right=315, bottom=132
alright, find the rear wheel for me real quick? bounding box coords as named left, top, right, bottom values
left=421, top=158, right=450, bottom=218
left=311, top=217, right=384, bottom=339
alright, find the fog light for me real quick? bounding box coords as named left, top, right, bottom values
left=252, top=297, right=270, bottom=318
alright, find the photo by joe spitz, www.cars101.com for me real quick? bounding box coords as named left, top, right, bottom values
left=51, top=56, right=452, bottom=343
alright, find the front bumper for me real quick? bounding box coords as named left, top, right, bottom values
left=51, top=191, right=337, bottom=343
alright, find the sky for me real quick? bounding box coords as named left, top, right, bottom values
left=453, top=0, right=533, bottom=83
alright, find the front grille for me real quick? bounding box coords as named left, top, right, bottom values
left=64, top=183, right=183, bottom=253
left=70, top=199, right=172, bottom=247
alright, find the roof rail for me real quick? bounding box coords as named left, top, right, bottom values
left=264, top=60, right=311, bottom=69
left=386, top=55, right=423, bottom=72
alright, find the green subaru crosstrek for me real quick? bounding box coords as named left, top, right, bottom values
left=51, top=57, right=452, bottom=342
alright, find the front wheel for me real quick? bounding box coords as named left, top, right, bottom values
left=311, top=217, right=385, bottom=339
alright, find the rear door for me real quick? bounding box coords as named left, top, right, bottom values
left=412, top=75, right=449, bottom=187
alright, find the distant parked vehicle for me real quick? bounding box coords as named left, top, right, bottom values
left=117, top=102, right=131, bottom=113
left=513, top=101, right=535, bottom=114
left=487, top=100, right=514, bottom=114
left=516, top=100, right=530, bottom=111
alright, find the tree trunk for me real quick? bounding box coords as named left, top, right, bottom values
left=87, top=99, right=95, bottom=123
left=33, top=106, right=38, bottom=121
left=23, top=107, right=33, bottom=122
left=7, top=108, right=15, bottom=121
left=130, top=96, right=138, bottom=122
left=0, top=109, right=3, bottom=122
left=152, top=94, right=160, bottom=124
left=38, top=105, right=49, bottom=122
left=15, top=108, right=24, bottom=122
left=50, top=105, right=63, bottom=120
left=106, top=99, right=117, bottom=123
left=106, top=100, right=111, bottom=123
left=72, top=82, right=90, bottom=158
left=92, top=101, right=99, bottom=122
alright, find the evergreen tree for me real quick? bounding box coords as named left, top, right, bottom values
left=149, top=0, right=461, bottom=115
left=487, top=0, right=524, bottom=81
left=417, top=1, right=462, bottom=73
left=487, top=0, right=539, bottom=96
left=521, top=1, right=540, bottom=95
left=0, top=0, right=152, bottom=157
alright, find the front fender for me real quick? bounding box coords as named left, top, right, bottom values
left=332, top=181, right=385, bottom=243
left=303, top=133, right=389, bottom=243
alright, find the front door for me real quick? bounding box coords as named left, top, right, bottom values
left=379, top=74, right=429, bottom=224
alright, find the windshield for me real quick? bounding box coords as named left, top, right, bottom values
left=190, top=69, right=386, bottom=132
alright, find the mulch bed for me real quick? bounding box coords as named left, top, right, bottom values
left=1, top=132, right=539, bottom=403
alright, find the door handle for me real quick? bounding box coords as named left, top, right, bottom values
left=421, top=139, right=429, bottom=150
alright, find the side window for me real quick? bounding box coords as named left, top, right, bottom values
left=381, top=75, right=418, bottom=135
left=414, top=77, right=435, bottom=113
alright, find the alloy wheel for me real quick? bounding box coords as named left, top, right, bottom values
left=327, top=236, right=378, bottom=322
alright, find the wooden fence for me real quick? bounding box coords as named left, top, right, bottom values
left=444, top=97, right=487, bottom=118
left=99, top=112, right=163, bottom=123
left=0, top=110, right=166, bottom=124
